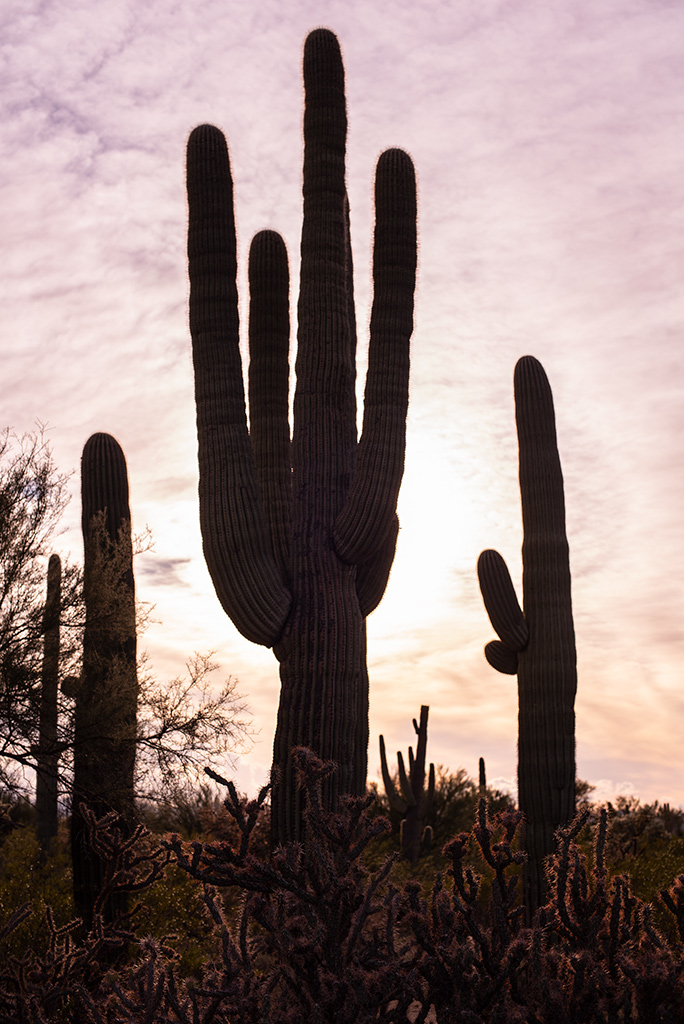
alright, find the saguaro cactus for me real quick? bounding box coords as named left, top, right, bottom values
left=379, top=706, right=435, bottom=864
left=35, top=553, right=61, bottom=852
left=477, top=355, right=576, bottom=918
left=478, top=756, right=487, bottom=799
left=71, top=432, right=138, bottom=928
left=187, top=29, right=417, bottom=843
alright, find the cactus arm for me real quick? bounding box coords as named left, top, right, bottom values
left=397, top=750, right=417, bottom=808
left=425, top=762, right=435, bottom=818
left=355, top=514, right=398, bottom=617
left=484, top=640, right=518, bottom=675
left=333, top=148, right=417, bottom=565
left=479, top=757, right=487, bottom=797
left=379, top=734, right=407, bottom=814
left=477, top=548, right=528, bottom=652
left=187, top=125, right=291, bottom=648
left=247, top=230, right=292, bottom=582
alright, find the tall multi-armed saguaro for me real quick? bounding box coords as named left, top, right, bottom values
left=187, top=28, right=417, bottom=843
left=71, top=432, right=138, bottom=928
left=478, top=356, right=577, bottom=918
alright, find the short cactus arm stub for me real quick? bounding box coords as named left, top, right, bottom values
left=187, top=125, right=292, bottom=647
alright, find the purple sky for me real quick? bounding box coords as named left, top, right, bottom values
left=4, top=0, right=684, bottom=806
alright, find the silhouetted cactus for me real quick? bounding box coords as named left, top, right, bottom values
left=35, top=553, right=61, bottom=852
left=477, top=355, right=577, bottom=918
left=379, top=705, right=435, bottom=864
left=478, top=755, right=487, bottom=799
left=187, top=29, right=417, bottom=843
left=71, top=432, right=138, bottom=929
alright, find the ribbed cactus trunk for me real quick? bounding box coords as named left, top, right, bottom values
left=71, top=433, right=138, bottom=929
left=477, top=356, right=576, bottom=919
left=187, top=29, right=417, bottom=844
left=35, top=553, right=61, bottom=852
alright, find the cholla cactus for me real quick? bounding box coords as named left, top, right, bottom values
left=380, top=705, right=435, bottom=864
left=478, top=356, right=577, bottom=918
left=187, top=29, right=417, bottom=843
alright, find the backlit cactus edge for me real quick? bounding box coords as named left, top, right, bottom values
left=478, top=356, right=577, bottom=917
left=187, top=29, right=417, bottom=843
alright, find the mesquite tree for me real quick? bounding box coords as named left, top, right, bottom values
left=187, top=29, right=417, bottom=842
left=478, top=355, right=577, bottom=918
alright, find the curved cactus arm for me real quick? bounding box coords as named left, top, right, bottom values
left=355, top=514, right=398, bottom=616
left=187, top=124, right=292, bottom=648
left=413, top=705, right=428, bottom=766
left=477, top=549, right=528, bottom=652
left=484, top=640, right=518, bottom=675
left=333, top=148, right=417, bottom=565
left=397, top=750, right=417, bottom=808
left=248, top=229, right=292, bottom=582
left=379, top=734, right=407, bottom=814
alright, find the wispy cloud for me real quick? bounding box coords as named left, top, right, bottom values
left=3, top=0, right=684, bottom=802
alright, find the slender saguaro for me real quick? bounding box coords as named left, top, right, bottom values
left=187, top=29, right=417, bottom=844
left=71, top=433, right=138, bottom=928
left=35, top=553, right=61, bottom=851
left=478, top=356, right=577, bottom=918
left=380, top=706, right=435, bottom=864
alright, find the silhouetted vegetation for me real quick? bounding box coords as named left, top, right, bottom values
left=2, top=754, right=684, bottom=1021
left=187, top=28, right=417, bottom=844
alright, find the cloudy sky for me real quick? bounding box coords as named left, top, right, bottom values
left=4, top=0, right=684, bottom=807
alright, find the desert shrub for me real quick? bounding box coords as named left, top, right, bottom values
left=0, top=821, right=73, bottom=958
left=1, top=760, right=684, bottom=1021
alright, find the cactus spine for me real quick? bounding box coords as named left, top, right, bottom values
left=477, top=356, right=576, bottom=918
left=71, top=433, right=138, bottom=928
left=379, top=705, right=435, bottom=864
left=35, top=553, right=61, bottom=852
left=187, top=29, right=417, bottom=843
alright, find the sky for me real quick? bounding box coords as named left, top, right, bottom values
left=3, top=0, right=684, bottom=808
